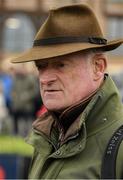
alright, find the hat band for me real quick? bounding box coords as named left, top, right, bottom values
left=33, top=36, right=107, bottom=46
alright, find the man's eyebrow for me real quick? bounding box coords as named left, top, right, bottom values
left=35, top=61, right=46, bottom=66
left=35, top=63, right=44, bottom=69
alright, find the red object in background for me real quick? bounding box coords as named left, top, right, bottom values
left=0, top=166, right=6, bottom=180
left=36, top=105, right=47, bottom=117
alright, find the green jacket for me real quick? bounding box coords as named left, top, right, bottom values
left=26, top=75, right=123, bottom=179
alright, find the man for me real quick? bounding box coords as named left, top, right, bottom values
left=12, top=4, right=123, bottom=179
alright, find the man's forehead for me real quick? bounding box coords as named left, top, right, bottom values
left=35, top=54, right=71, bottom=66
left=35, top=51, right=86, bottom=66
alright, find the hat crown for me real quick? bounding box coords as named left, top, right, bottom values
left=11, top=3, right=123, bottom=63
left=35, top=4, right=104, bottom=40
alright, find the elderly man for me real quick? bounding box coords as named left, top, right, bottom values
left=12, top=4, right=123, bottom=179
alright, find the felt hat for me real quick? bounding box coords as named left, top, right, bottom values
left=12, top=4, right=123, bottom=63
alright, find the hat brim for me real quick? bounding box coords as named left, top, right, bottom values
left=11, top=39, right=123, bottom=63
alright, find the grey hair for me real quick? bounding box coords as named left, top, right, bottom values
left=82, top=49, right=107, bottom=61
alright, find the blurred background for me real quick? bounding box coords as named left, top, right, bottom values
left=0, top=0, right=123, bottom=179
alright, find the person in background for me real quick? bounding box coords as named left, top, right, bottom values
left=11, top=4, right=123, bottom=179
left=0, top=82, right=12, bottom=134
left=10, top=64, right=41, bottom=136
left=0, top=65, right=13, bottom=115
left=0, top=65, right=13, bottom=134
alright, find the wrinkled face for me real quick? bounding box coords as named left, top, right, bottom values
left=35, top=52, right=102, bottom=111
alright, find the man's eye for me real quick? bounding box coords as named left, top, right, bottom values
left=57, top=63, right=65, bottom=68
left=36, top=64, right=47, bottom=70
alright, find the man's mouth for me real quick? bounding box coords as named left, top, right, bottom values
left=44, top=90, right=60, bottom=92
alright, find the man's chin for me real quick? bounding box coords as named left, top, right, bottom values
left=46, top=106, right=62, bottom=112
left=44, top=103, right=65, bottom=112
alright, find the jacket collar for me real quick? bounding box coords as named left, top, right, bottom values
left=32, top=88, right=96, bottom=140
left=84, top=74, right=123, bottom=135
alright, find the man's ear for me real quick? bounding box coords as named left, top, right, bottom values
left=92, top=54, right=107, bottom=81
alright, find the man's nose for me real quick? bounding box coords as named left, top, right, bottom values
left=39, top=70, right=57, bottom=85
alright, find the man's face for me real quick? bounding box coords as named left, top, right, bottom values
left=35, top=53, right=98, bottom=111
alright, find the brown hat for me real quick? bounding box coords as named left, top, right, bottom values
left=12, top=4, right=123, bottom=63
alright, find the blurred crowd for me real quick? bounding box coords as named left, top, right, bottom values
left=0, top=62, right=42, bottom=137
left=112, top=72, right=123, bottom=101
